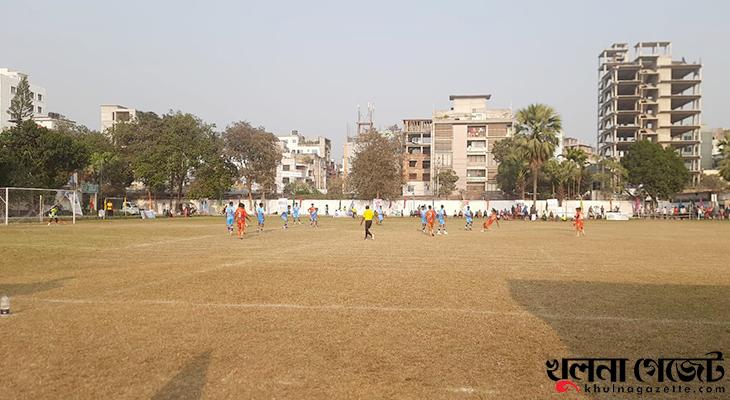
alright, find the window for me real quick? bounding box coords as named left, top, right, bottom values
left=466, top=169, right=486, bottom=178
left=282, top=177, right=290, bottom=184
left=282, top=165, right=290, bottom=171
left=409, top=160, right=417, bottom=168
left=10, top=86, right=16, bottom=94
left=37, top=106, right=42, bottom=114
left=467, top=155, right=486, bottom=164
left=38, top=94, right=43, bottom=101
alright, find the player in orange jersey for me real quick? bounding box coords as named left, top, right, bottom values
left=481, top=208, right=500, bottom=232
left=234, top=203, right=250, bottom=239
left=425, top=205, right=437, bottom=237
left=573, top=207, right=585, bottom=237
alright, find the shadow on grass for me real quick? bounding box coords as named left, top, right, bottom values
left=0, top=277, right=73, bottom=296
left=508, top=279, right=730, bottom=355
left=152, top=350, right=212, bottom=400
left=508, top=280, right=730, bottom=397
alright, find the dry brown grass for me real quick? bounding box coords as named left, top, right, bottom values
left=0, top=217, right=728, bottom=399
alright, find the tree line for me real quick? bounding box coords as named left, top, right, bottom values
left=1, top=79, right=727, bottom=202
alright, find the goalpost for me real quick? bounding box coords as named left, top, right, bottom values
left=0, top=187, right=82, bottom=225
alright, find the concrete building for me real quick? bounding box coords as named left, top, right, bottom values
left=402, top=119, right=433, bottom=196
left=275, top=131, right=332, bottom=194
left=100, top=104, right=137, bottom=132
left=563, top=137, right=595, bottom=156
left=431, top=95, right=514, bottom=196
left=597, top=42, right=702, bottom=184
left=34, top=112, right=75, bottom=130
left=700, top=128, right=728, bottom=172
left=0, top=68, right=47, bottom=131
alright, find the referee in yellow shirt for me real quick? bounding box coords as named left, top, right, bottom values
left=361, top=205, right=375, bottom=240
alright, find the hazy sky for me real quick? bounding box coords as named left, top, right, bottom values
left=3, top=0, right=729, bottom=158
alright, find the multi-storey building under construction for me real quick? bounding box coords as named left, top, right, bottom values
left=597, top=42, right=702, bottom=184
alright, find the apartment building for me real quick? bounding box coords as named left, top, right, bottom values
left=431, top=95, right=513, bottom=196
left=597, top=42, right=702, bottom=184
left=276, top=131, right=332, bottom=194
left=402, top=119, right=432, bottom=195
left=0, top=68, right=47, bottom=131
left=563, top=137, right=595, bottom=156
left=101, top=104, right=137, bottom=132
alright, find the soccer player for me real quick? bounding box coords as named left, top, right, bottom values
left=307, top=203, right=317, bottom=228
left=436, top=205, right=447, bottom=235
left=223, top=201, right=236, bottom=236
left=47, top=204, right=60, bottom=225
left=464, top=206, right=474, bottom=231
left=361, top=205, right=375, bottom=240
left=292, top=203, right=301, bottom=224
left=234, top=203, right=250, bottom=239
left=419, top=205, right=427, bottom=233
left=482, top=208, right=500, bottom=231
left=376, top=205, right=384, bottom=225
left=256, top=202, right=266, bottom=232
left=281, top=205, right=291, bottom=229
left=309, top=204, right=319, bottom=228
left=574, top=207, right=585, bottom=237
left=425, top=205, right=436, bottom=237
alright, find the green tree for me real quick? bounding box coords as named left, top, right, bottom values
left=283, top=180, right=322, bottom=197
left=493, top=137, right=529, bottom=199
left=697, top=174, right=728, bottom=192
left=565, top=147, right=588, bottom=199
left=719, top=131, right=730, bottom=181
left=326, top=176, right=344, bottom=198
left=434, top=168, right=458, bottom=197
left=349, top=129, right=404, bottom=199
left=77, top=131, right=134, bottom=196
left=7, top=76, right=35, bottom=124
left=621, top=140, right=689, bottom=203
left=223, top=121, right=282, bottom=207
left=0, top=121, right=89, bottom=187
left=187, top=134, right=237, bottom=199
left=593, top=158, right=627, bottom=198
left=544, top=159, right=577, bottom=204
left=114, top=111, right=220, bottom=204
left=514, top=104, right=562, bottom=203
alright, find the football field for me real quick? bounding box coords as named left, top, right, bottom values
left=1, top=216, right=728, bottom=399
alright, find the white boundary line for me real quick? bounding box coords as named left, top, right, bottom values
left=18, top=297, right=730, bottom=326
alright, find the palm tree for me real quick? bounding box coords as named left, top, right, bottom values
left=719, top=132, right=730, bottom=182
left=565, top=147, right=588, bottom=199
left=515, top=104, right=562, bottom=204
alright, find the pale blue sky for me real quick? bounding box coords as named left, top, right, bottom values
left=3, top=0, right=729, bottom=158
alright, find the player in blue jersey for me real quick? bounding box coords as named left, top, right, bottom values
left=281, top=205, right=290, bottom=229
left=308, top=203, right=318, bottom=228
left=256, top=202, right=266, bottom=232
left=419, top=205, right=427, bottom=233
left=223, top=201, right=236, bottom=237
left=464, top=206, right=474, bottom=231
left=418, top=205, right=427, bottom=232
left=436, top=204, right=448, bottom=235
left=376, top=205, right=384, bottom=225
left=292, top=203, right=301, bottom=224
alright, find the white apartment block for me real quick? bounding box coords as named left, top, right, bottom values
left=431, top=95, right=514, bottom=195
left=0, top=68, right=47, bottom=131
left=598, top=42, right=702, bottom=184
left=276, top=131, right=332, bottom=194
left=101, top=104, right=137, bottom=132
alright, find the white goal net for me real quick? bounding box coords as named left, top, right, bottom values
left=0, top=187, right=82, bottom=225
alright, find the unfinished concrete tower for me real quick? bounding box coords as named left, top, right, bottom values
left=597, top=42, right=702, bottom=184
